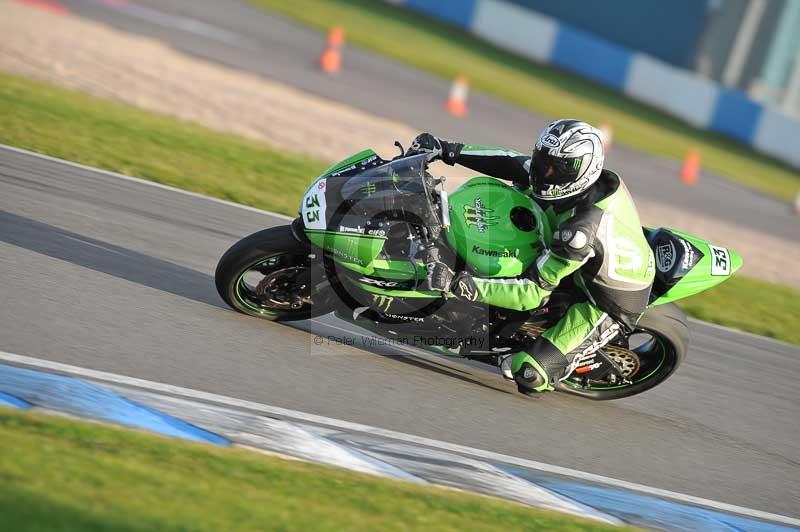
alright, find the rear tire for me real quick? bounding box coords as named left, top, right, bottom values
left=556, top=303, right=689, bottom=400
left=215, top=225, right=332, bottom=321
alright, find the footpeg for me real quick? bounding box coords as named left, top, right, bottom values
left=499, top=355, right=514, bottom=381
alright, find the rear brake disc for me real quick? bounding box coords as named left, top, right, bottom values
left=602, top=345, right=640, bottom=378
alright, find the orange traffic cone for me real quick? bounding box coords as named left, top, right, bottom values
left=318, top=26, right=345, bottom=74
left=598, top=122, right=613, bottom=151
left=446, top=76, right=469, bottom=117
left=327, top=25, right=345, bottom=48
left=319, top=47, right=341, bottom=74
left=680, top=149, right=701, bottom=185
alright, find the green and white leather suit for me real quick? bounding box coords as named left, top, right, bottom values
left=446, top=144, right=655, bottom=391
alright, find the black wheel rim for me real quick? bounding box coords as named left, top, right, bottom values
left=234, top=253, right=313, bottom=317
left=562, top=327, right=673, bottom=392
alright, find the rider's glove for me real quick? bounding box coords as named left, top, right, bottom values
left=450, top=272, right=479, bottom=302
left=426, top=260, right=454, bottom=292
left=409, top=133, right=462, bottom=165
left=426, top=261, right=479, bottom=302
left=409, top=133, right=442, bottom=160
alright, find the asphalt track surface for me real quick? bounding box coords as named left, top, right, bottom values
left=1, top=146, right=799, bottom=519
left=58, top=0, right=800, bottom=243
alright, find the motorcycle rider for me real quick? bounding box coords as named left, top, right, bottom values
left=409, top=119, right=655, bottom=394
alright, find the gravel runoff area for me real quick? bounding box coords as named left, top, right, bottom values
left=1, top=1, right=797, bottom=286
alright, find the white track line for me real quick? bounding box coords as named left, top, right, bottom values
left=0, top=350, right=796, bottom=527
left=0, top=144, right=293, bottom=221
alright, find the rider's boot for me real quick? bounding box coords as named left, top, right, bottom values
left=500, top=352, right=554, bottom=394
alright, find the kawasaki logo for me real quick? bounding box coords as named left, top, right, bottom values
left=463, top=198, right=499, bottom=233
left=339, top=225, right=365, bottom=234
left=471, top=245, right=517, bottom=258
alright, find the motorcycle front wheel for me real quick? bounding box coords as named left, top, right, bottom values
left=215, top=224, right=332, bottom=321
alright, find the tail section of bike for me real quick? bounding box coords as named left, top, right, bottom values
left=647, top=227, right=743, bottom=306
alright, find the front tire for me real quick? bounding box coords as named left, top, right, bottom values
left=556, top=303, right=689, bottom=400
left=215, top=224, right=332, bottom=321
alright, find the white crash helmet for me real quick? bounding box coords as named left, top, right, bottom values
left=529, top=119, right=605, bottom=201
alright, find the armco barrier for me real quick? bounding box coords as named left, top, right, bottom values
left=394, top=0, right=800, bottom=170
left=711, top=88, right=764, bottom=145
left=472, top=0, right=556, bottom=63
left=624, top=55, right=718, bottom=129
left=405, top=0, right=477, bottom=28
left=551, top=25, right=632, bottom=91
left=755, top=108, right=800, bottom=167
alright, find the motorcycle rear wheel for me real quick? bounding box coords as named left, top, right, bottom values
left=215, top=224, right=332, bottom=321
left=555, top=303, right=689, bottom=400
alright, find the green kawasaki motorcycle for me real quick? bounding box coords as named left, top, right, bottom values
left=216, top=148, right=742, bottom=400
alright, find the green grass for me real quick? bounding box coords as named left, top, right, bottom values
left=676, top=276, right=800, bottom=345
left=0, top=72, right=325, bottom=216
left=0, top=409, right=631, bottom=532
left=251, top=0, right=799, bottom=202
left=1, top=72, right=797, bottom=343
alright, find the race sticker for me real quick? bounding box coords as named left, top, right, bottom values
left=708, top=245, right=730, bottom=276
left=656, top=241, right=676, bottom=273
left=302, top=178, right=327, bottom=229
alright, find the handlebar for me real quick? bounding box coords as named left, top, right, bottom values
left=422, top=243, right=441, bottom=264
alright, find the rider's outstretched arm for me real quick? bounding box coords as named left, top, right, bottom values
left=408, top=133, right=530, bottom=185
left=444, top=142, right=531, bottom=187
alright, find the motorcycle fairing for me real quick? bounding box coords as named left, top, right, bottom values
left=305, top=229, right=386, bottom=268
left=300, top=148, right=385, bottom=231
left=445, top=177, right=547, bottom=277
left=648, top=227, right=742, bottom=306
left=301, top=153, right=442, bottom=271
left=320, top=149, right=383, bottom=180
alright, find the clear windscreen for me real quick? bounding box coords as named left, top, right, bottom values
left=339, top=154, right=442, bottom=236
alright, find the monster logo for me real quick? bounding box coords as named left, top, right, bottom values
left=360, top=182, right=377, bottom=197
left=371, top=294, right=394, bottom=313
left=463, top=198, right=499, bottom=233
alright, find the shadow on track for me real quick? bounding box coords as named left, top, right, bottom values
left=0, top=210, right=226, bottom=310
left=290, top=320, right=514, bottom=395
left=0, top=211, right=512, bottom=393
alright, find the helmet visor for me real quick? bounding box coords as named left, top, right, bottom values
left=530, top=149, right=583, bottom=195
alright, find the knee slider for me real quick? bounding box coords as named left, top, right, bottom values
left=514, top=362, right=551, bottom=394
